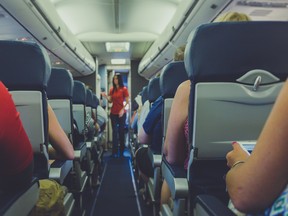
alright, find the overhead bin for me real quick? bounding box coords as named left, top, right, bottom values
left=0, top=0, right=96, bottom=76
left=138, top=0, right=231, bottom=78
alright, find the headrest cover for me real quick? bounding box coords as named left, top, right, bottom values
left=73, top=81, right=86, bottom=104
left=141, top=86, right=148, bottom=104
left=160, top=61, right=188, bottom=98
left=86, top=89, right=93, bottom=107
left=0, top=41, right=51, bottom=90
left=184, top=21, right=288, bottom=82
left=92, top=94, right=99, bottom=108
left=47, top=68, right=74, bottom=99
left=148, top=77, right=161, bottom=102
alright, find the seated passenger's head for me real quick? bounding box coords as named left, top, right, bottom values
left=213, top=12, right=251, bottom=22
left=174, top=45, right=186, bottom=61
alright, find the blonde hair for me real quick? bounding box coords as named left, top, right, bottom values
left=173, top=45, right=186, bottom=61
left=213, top=12, right=251, bottom=23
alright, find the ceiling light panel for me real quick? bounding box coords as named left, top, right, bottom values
left=106, top=42, right=130, bottom=52
left=111, top=59, right=126, bottom=64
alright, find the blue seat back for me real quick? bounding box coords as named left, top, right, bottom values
left=160, top=61, right=188, bottom=141
left=92, top=94, right=98, bottom=119
left=85, top=88, right=95, bottom=139
left=86, top=88, right=93, bottom=112
left=47, top=68, right=74, bottom=140
left=185, top=21, right=288, bottom=156
left=148, top=77, right=161, bottom=103
left=72, top=81, right=87, bottom=136
left=160, top=61, right=188, bottom=99
left=0, top=40, right=51, bottom=178
left=141, top=86, right=148, bottom=105
left=92, top=94, right=99, bottom=109
left=184, top=21, right=288, bottom=203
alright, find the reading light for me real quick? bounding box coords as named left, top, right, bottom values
left=106, top=42, right=130, bottom=52
left=111, top=59, right=126, bottom=64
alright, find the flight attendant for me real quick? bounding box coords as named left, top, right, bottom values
left=102, top=73, right=129, bottom=157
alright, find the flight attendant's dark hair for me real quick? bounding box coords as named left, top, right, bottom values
left=112, top=73, right=124, bottom=93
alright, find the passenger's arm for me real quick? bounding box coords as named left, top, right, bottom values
left=48, top=104, right=74, bottom=160
left=138, top=126, right=150, bottom=144
left=163, top=80, right=190, bottom=165
left=226, top=80, right=288, bottom=213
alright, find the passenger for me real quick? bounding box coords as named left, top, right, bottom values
left=226, top=80, right=288, bottom=215
left=213, top=11, right=251, bottom=22
left=0, top=81, right=33, bottom=193
left=136, top=45, right=186, bottom=184
left=160, top=12, right=251, bottom=205
left=101, top=73, right=129, bottom=157
left=136, top=96, right=163, bottom=182
left=137, top=89, right=149, bottom=136
left=48, top=103, right=75, bottom=160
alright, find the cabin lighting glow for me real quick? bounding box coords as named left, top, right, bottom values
left=106, top=42, right=130, bottom=52
left=111, top=59, right=126, bottom=64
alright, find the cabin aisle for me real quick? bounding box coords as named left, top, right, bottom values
left=89, top=153, right=142, bottom=216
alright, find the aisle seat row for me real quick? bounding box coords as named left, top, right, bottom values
left=148, top=61, right=189, bottom=214
left=131, top=21, right=288, bottom=216
left=0, top=40, right=104, bottom=215
left=162, top=21, right=288, bottom=216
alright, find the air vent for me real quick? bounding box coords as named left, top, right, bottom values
left=237, top=0, right=288, bottom=8
left=250, top=9, right=272, bottom=16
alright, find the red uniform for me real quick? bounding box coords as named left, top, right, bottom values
left=0, top=81, right=33, bottom=176
left=109, top=86, right=129, bottom=114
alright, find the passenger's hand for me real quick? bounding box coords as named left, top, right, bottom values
left=101, top=92, right=107, bottom=98
left=226, top=142, right=250, bottom=168
left=119, top=108, right=124, bottom=117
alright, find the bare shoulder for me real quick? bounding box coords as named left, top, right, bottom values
left=178, top=80, right=190, bottom=88
left=175, top=80, right=190, bottom=98
left=171, top=79, right=190, bottom=115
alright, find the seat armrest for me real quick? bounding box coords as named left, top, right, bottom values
left=74, top=141, right=87, bottom=161
left=193, top=195, right=235, bottom=216
left=86, top=141, right=94, bottom=149
left=147, top=148, right=162, bottom=167
left=161, top=156, right=188, bottom=199
left=138, top=144, right=149, bottom=148
left=49, top=160, right=73, bottom=184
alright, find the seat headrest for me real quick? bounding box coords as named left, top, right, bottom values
left=73, top=81, right=86, bottom=104
left=141, top=86, right=148, bottom=104
left=148, top=77, right=161, bottom=102
left=47, top=68, right=74, bottom=99
left=86, top=89, right=93, bottom=107
left=0, top=41, right=51, bottom=90
left=160, top=61, right=188, bottom=98
left=92, top=94, right=99, bottom=108
left=184, top=21, right=288, bottom=82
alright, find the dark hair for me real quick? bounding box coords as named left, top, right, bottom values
left=112, top=73, right=124, bottom=93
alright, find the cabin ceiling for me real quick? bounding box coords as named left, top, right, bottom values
left=49, top=0, right=183, bottom=67
left=1, top=0, right=288, bottom=78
